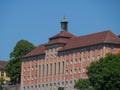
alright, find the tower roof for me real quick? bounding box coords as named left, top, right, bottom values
left=49, top=31, right=76, bottom=40
left=46, top=31, right=76, bottom=45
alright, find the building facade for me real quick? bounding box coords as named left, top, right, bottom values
left=21, top=18, right=120, bottom=90
left=0, top=61, right=10, bottom=84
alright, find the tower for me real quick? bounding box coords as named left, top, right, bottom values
left=61, top=17, right=68, bottom=32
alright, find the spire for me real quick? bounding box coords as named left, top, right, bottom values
left=61, top=17, right=68, bottom=32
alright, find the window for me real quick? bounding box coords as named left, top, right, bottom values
left=50, top=83, right=52, bottom=86
left=31, top=75, right=34, bottom=80
left=70, top=69, right=72, bottom=75
left=28, top=76, right=30, bottom=80
left=46, top=64, right=48, bottom=76
left=74, top=69, right=76, bottom=74
left=83, top=57, right=86, bottom=62
left=111, top=45, right=114, bottom=51
left=39, top=65, right=41, bottom=77
left=24, top=86, right=25, bottom=90
left=32, top=66, right=34, bottom=70
left=62, top=61, right=64, bottom=74
left=34, top=75, right=36, bottom=79
left=78, top=68, right=81, bottom=73
left=58, top=62, right=60, bottom=74
left=98, top=55, right=100, bottom=60
left=93, top=55, right=95, bottom=61
left=66, top=81, right=68, bottom=84
left=24, top=76, right=26, bottom=81
left=75, top=59, right=77, bottom=64
left=66, top=60, right=69, bottom=65
left=83, top=67, right=85, bottom=72
left=66, top=70, right=68, bottom=75
left=54, top=63, right=56, bottom=75
left=50, top=63, right=52, bottom=75
left=42, top=65, right=44, bottom=76
left=79, top=58, right=81, bottom=63
left=70, top=60, right=73, bottom=64
left=98, top=49, right=101, bottom=55
left=36, top=65, right=37, bottom=70
left=87, top=56, right=90, bottom=61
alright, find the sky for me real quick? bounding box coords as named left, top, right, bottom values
left=0, top=0, right=120, bottom=60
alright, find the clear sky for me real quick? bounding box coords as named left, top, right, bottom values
left=0, top=0, right=120, bottom=60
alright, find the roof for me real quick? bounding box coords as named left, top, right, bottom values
left=49, top=31, right=76, bottom=40
left=24, top=44, right=45, bottom=58
left=60, top=30, right=120, bottom=51
left=46, top=31, right=76, bottom=45
left=24, top=30, right=120, bottom=58
left=0, top=61, right=7, bottom=70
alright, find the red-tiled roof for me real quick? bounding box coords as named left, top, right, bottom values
left=46, top=31, right=76, bottom=45
left=24, top=30, right=120, bottom=58
left=46, top=38, right=70, bottom=45
left=60, top=30, right=120, bottom=51
left=49, top=31, right=76, bottom=40
left=24, top=44, right=45, bottom=58
left=0, top=61, right=7, bottom=69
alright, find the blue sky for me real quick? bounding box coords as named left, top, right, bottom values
left=0, top=0, right=120, bottom=60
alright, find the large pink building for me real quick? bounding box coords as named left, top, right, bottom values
left=21, top=18, right=120, bottom=90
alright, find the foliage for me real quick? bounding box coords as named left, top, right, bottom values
left=74, top=78, right=94, bottom=90
left=0, top=77, right=5, bottom=90
left=87, top=53, right=120, bottom=90
left=5, top=40, right=35, bottom=83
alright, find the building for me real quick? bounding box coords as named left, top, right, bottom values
left=0, top=61, right=10, bottom=84
left=21, top=18, right=120, bottom=90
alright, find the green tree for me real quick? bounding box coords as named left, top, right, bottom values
left=87, top=53, right=120, bottom=90
left=74, top=78, right=93, bottom=90
left=5, top=40, right=35, bottom=83
left=0, top=77, right=5, bottom=90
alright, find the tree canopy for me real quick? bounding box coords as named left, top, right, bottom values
left=87, top=53, right=120, bottom=90
left=74, top=78, right=93, bottom=90
left=74, top=53, right=120, bottom=90
left=5, top=40, right=35, bottom=83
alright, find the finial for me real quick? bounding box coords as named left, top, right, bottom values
left=61, top=16, right=68, bottom=23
